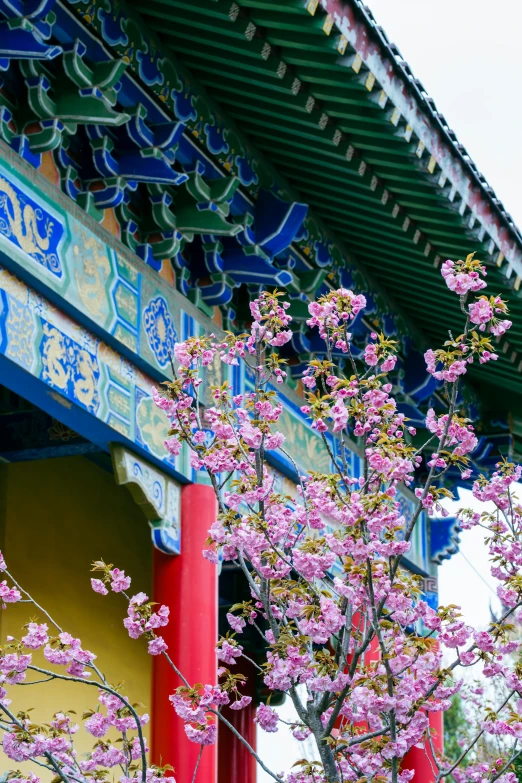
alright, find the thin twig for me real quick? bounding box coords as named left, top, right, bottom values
left=191, top=745, right=204, bottom=783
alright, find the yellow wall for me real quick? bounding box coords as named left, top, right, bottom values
left=0, top=456, right=153, bottom=774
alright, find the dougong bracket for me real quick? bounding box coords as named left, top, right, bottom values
left=110, top=444, right=181, bottom=555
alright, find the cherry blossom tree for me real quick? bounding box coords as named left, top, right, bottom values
left=0, top=254, right=521, bottom=783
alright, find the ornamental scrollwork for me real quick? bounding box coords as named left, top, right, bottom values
left=143, top=295, right=176, bottom=368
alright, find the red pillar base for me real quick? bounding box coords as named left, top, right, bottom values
left=151, top=484, right=218, bottom=783
left=218, top=659, right=257, bottom=783
left=401, top=710, right=443, bottom=781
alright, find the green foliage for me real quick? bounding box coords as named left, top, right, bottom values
left=444, top=695, right=468, bottom=763
left=512, top=754, right=522, bottom=781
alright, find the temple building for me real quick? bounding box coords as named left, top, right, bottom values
left=0, top=0, right=520, bottom=781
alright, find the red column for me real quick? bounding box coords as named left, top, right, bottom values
left=333, top=614, right=381, bottom=737
left=401, top=710, right=444, bottom=780
left=402, top=636, right=443, bottom=781
left=430, top=710, right=444, bottom=755
left=151, top=484, right=218, bottom=783
left=218, top=658, right=257, bottom=783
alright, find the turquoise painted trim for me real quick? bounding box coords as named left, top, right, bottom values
left=0, top=141, right=187, bottom=381
left=0, top=262, right=194, bottom=481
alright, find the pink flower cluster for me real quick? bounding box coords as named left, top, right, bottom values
left=307, top=288, right=366, bottom=342
left=441, top=256, right=487, bottom=295
left=44, top=632, right=96, bottom=678
left=2, top=681, right=153, bottom=782
left=145, top=279, right=522, bottom=781
left=122, top=592, right=169, bottom=656
left=425, top=409, right=478, bottom=456
left=469, top=295, right=512, bottom=336
left=425, top=348, right=468, bottom=383
left=427, top=257, right=512, bottom=382
left=0, top=580, right=21, bottom=605
left=170, top=685, right=231, bottom=746
left=363, top=332, right=397, bottom=373
left=84, top=690, right=149, bottom=740
left=91, top=566, right=131, bottom=596
left=0, top=650, right=31, bottom=687
left=21, top=622, right=48, bottom=649
left=255, top=702, right=279, bottom=733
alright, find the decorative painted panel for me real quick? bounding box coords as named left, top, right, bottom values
left=0, top=263, right=196, bottom=482
left=0, top=153, right=185, bottom=379
left=111, top=443, right=181, bottom=555
left=0, top=173, right=65, bottom=277
left=143, top=296, right=177, bottom=369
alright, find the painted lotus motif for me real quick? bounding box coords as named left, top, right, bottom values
left=143, top=295, right=177, bottom=368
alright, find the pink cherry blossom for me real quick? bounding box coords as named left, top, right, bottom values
left=110, top=568, right=131, bottom=593
left=469, top=298, right=493, bottom=325
left=84, top=712, right=110, bottom=738
left=491, top=319, right=512, bottom=336
left=0, top=581, right=20, bottom=603
left=184, top=722, right=217, bottom=746
left=148, top=636, right=168, bottom=656
left=91, top=578, right=108, bottom=596
left=226, top=612, right=246, bottom=633
left=21, top=623, right=48, bottom=650
left=255, top=703, right=279, bottom=732
left=229, top=695, right=252, bottom=711
left=216, top=640, right=242, bottom=665
left=125, top=283, right=522, bottom=779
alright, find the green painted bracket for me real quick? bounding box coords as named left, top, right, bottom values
left=21, top=60, right=130, bottom=128
left=25, top=120, right=65, bottom=153
left=76, top=190, right=104, bottom=222
left=63, top=39, right=128, bottom=106
left=148, top=232, right=183, bottom=260
left=175, top=205, right=246, bottom=237
left=188, top=285, right=214, bottom=318
left=185, top=167, right=240, bottom=209
left=0, top=107, right=16, bottom=145
left=150, top=192, right=178, bottom=231
left=296, top=268, right=329, bottom=293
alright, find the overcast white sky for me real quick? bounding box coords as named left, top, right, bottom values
left=259, top=3, right=521, bottom=778
left=354, top=0, right=521, bottom=631
left=351, top=0, right=521, bottom=629
left=369, top=0, right=522, bottom=227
